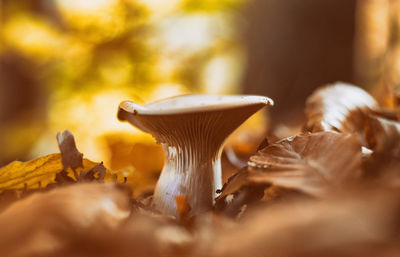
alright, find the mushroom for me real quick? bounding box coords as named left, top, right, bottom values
left=117, top=94, right=273, bottom=216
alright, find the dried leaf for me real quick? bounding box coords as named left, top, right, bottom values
left=205, top=188, right=400, bottom=257
left=0, top=183, right=131, bottom=257
left=0, top=130, right=110, bottom=197
left=247, top=131, right=362, bottom=196
left=370, top=107, right=399, bottom=121
left=303, top=82, right=377, bottom=144
left=56, top=130, right=83, bottom=171
left=0, top=190, right=20, bottom=213
left=215, top=132, right=363, bottom=215
left=54, top=170, right=75, bottom=185
left=80, top=162, right=106, bottom=182
left=365, top=116, right=400, bottom=154
left=55, top=130, right=112, bottom=183
left=217, top=168, right=250, bottom=199
left=363, top=116, right=400, bottom=181
left=175, top=196, right=192, bottom=220
left=0, top=153, right=63, bottom=192
left=215, top=183, right=265, bottom=218
left=216, top=167, right=265, bottom=215
left=0, top=181, right=193, bottom=257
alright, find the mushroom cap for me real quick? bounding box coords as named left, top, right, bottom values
left=118, top=94, right=274, bottom=116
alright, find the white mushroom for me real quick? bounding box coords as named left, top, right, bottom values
left=118, top=94, right=273, bottom=217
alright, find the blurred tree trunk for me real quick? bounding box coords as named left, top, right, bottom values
left=0, top=54, right=47, bottom=165
left=241, top=0, right=357, bottom=126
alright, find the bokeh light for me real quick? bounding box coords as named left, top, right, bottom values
left=0, top=0, right=253, bottom=194
left=3, top=0, right=400, bottom=196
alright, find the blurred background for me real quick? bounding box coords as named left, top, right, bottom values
left=1, top=0, right=400, bottom=193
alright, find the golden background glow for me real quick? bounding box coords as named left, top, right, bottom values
left=0, top=0, right=266, bottom=194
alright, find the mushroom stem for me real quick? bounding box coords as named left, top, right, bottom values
left=155, top=142, right=222, bottom=216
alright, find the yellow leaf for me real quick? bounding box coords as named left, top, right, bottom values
left=0, top=153, right=108, bottom=193
left=0, top=153, right=63, bottom=192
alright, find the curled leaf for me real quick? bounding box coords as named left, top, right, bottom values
left=364, top=116, right=400, bottom=181
left=215, top=168, right=265, bottom=218
left=303, top=82, right=377, bottom=144
left=56, top=130, right=109, bottom=183
left=56, top=130, right=83, bottom=171
left=365, top=116, right=400, bottom=155
left=247, top=131, right=362, bottom=196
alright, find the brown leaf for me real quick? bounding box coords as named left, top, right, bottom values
left=247, top=131, right=362, bottom=196
left=205, top=188, right=400, bottom=257
left=363, top=116, right=400, bottom=181
left=215, top=168, right=304, bottom=218
left=0, top=190, right=20, bottom=213
left=56, top=130, right=83, bottom=171
left=365, top=116, right=400, bottom=155
left=370, top=107, right=399, bottom=121
left=0, top=183, right=131, bottom=257
left=215, top=168, right=266, bottom=218
left=56, top=130, right=110, bottom=183
left=217, top=168, right=250, bottom=199
left=80, top=162, right=106, bottom=182
left=54, top=170, right=75, bottom=185
left=216, top=186, right=266, bottom=219
left=303, top=82, right=377, bottom=144
left=215, top=132, right=362, bottom=215
left=0, top=182, right=192, bottom=257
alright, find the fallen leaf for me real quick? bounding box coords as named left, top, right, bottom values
left=53, top=170, right=75, bottom=185
left=175, top=196, right=192, bottom=220
left=365, top=116, right=400, bottom=154
left=363, top=116, right=400, bottom=182
left=80, top=162, right=106, bottom=182
left=215, top=183, right=265, bottom=218
left=0, top=183, right=131, bottom=257
left=0, top=181, right=193, bottom=257
left=55, top=130, right=110, bottom=183
left=0, top=130, right=110, bottom=198
left=0, top=153, right=63, bottom=192
left=205, top=187, right=400, bottom=257
left=0, top=190, right=20, bottom=213
left=217, top=168, right=250, bottom=200
left=56, top=130, right=83, bottom=171
left=215, top=168, right=302, bottom=218
left=370, top=107, right=399, bottom=121
left=303, top=82, right=377, bottom=144
left=247, top=131, right=362, bottom=196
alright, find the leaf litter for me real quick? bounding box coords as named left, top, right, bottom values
left=1, top=82, right=400, bottom=256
